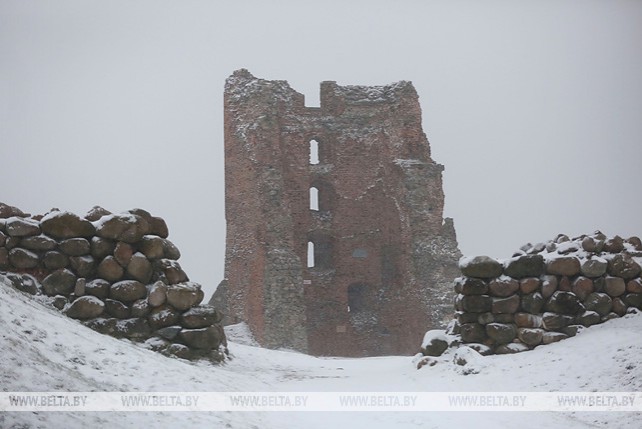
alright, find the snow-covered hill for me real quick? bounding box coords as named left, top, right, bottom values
left=1, top=277, right=640, bottom=429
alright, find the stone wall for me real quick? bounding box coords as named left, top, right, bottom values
left=445, top=232, right=642, bottom=355
left=214, top=69, right=461, bottom=357
left=0, top=202, right=226, bottom=362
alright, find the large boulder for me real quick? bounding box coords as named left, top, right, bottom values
left=0, top=203, right=28, bottom=218
left=131, top=298, right=151, bottom=318
left=94, top=214, right=150, bottom=243
left=156, top=325, right=182, bottom=340
left=178, top=326, right=224, bottom=350
left=91, top=237, right=116, bottom=260
left=84, top=206, right=112, bottom=222
left=454, top=277, right=487, bottom=295
left=571, top=277, right=594, bottom=301
left=20, top=235, right=57, bottom=251
left=623, top=293, right=642, bottom=309
left=485, top=323, right=516, bottom=344
left=627, top=236, right=642, bottom=250
left=166, top=282, right=204, bottom=311
left=110, top=280, right=146, bottom=302
left=147, top=281, right=168, bottom=307
left=5, top=217, right=40, bottom=237
left=576, top=311, right=601, bottom=327
left=139, top=235, right=165, bottom=260
left=583, top=292, right=613, bottom=316
left=521, top=292, right=545, bottom=314
left=85, top=279, right=111, bottom=299
left=545, top=291, right=584, bottom=315
left=64, top=296, right=105, bottom=319
left=627, top=278, right=642, bottom=294
left=540, top=275, right=558, bottom=298
left=43, top=251, right=69, bottom=270
left=5, top=236, right=20, bottom=250
left=97, top=256, right=125, bottom=282
left=59, top=238, right=91, bottom=256
left=491, top=295, right=520, bottom=314
left=42, top=269, right=77, bottom=296
left=604, top=277, right=626, bottom=297
left=180, top=305, right=223, bottom=329
left=421, top=336, right=449, bottom=357
left=503, top=255, right=544, bottom=278
left=148, top=304, right=180, bottom=330
left=70, top=255, right=96, bottom=278
left=459, top=256, right=503, bottom=279
left=542, top=312, right=574, bottom=330
left=461, top=295, right=492, bottom=313
left=603, top=236, right=624, bottom=253
left=104, top=299, right=131, bottom=319
left=546, top=256, right=580, bottom=276
left=582, top=236, right=604, bottom=253
left=607, top=254, right=641, bottom=280
left=460, top=323, right=486, bottom=343
left=580, top=257, right=608, bottom=278
left=149, top=217, right=169, bottom=239
left=517, top=328, right=543, bottom=346
left=113, top=242, right=134, bottom=267
left=8, top=247, right=39, bottom=269
left=40, top=211, right=95, bottom=239
left=514, top=312, right=542, bottom=328
left=155, top=259, right=187, bottom=284
left=4, top=272, right=39, bottom=295
left=126, top=253, right=153, bottom=283
left=488, top=277, right=519, bottom=297
left=114, top=318, right=151, bottom=339
left=162, top=239, right=181, bottom=260
left=612, top=298, right=628, bottom=316
left=519, top=277, right=540, bottom=294
left=127, top=209, right=169, bottom=238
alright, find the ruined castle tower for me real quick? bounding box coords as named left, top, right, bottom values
left=211, top=69, right=461, bottom=356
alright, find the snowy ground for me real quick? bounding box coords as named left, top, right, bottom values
left=1, top=278, right=640, bottom=429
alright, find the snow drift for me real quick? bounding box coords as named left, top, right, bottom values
left=1, top=276, right=640, bottom=429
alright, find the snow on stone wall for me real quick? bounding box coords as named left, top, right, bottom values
left=422, top=232, right=642, bottom=358
left=0, top=202, right=227, bottom=362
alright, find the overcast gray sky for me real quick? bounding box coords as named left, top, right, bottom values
left=1, top=0, right=641, bottom=298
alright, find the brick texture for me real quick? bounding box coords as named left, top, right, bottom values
left=211, top=69, right=461, bottom=356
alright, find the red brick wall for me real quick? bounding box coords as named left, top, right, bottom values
left=215, top=70, right=461, bottom=356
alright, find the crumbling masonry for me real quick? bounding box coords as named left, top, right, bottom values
left=211, top=69, right=461, bottom=356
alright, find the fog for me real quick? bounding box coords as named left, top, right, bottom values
left=2, top=0, right=641, bottom=298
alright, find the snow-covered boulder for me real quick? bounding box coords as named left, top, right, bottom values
left=40, top=211, right=95, bottom=239
left=459, top=255, right=502, bottom=279
left=420, top=330, right=454, bottom=357
left=64, top=296, right=105, bottom=319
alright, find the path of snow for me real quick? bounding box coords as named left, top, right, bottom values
left=0, top=279, right=640, bottom=428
